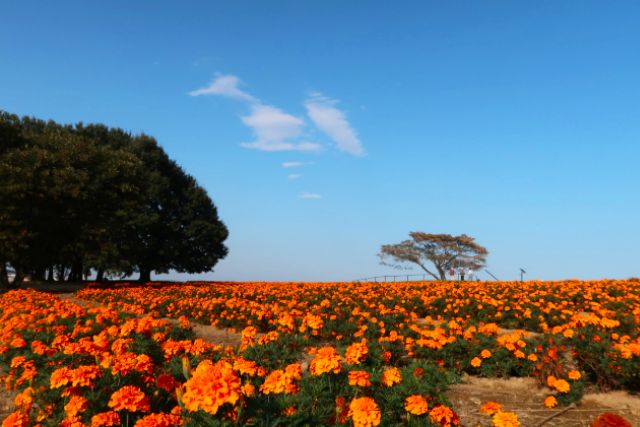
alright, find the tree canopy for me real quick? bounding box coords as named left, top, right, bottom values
left=379, top=232, right=488, bottom=280
left=0, top=111, right=228, bottom=287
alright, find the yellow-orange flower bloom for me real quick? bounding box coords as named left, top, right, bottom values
left=348, top=370, right=372, bottom=387
left=108, top=386, right=150, bottom=413
left=429, top=405, right=460, bottom=427
left=471, top=357, right=482, bottom=367
left=404, top=395, right=429, bottom=415
left=553, top=379, right=570, bottom=393
left=90, top=411, right=121, bottom=427
left=348, top=397, right=381, bottom=427
left=568, top=370, right=581, bottom=380
left=381, top=367, right=402, bottom=387
left=492, top=411, right=520, bottom=427
left=345, top=339, right=369, bottom=365
left=181, top=360, right=241, bottom=415
left=480, top=401, right=503, bottom=415
left=544, top=395, right=557, bottom=408
left=309, top=346, right=342, bottom=376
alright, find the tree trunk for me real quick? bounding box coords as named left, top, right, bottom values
left=13, top=266, right=25, bottom=287
left=0, top=263, right=8, bottom=289
left=96, top=269, right=105, bottom=282
left=46, top=266, right=54, bottom=282
left=138, top=269, right=152, bottom=282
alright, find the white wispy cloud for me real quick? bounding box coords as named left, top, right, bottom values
left=287, top=174, right=301, bottom=180
left=299, top=192, right=322, bottom=199
left=188, top=74, right=257, bottom=102
left=305, top=92, right=364, bottom=156
left=282, top=161, right=311, bottom=168
left=239, top=105, right=322, bottom=152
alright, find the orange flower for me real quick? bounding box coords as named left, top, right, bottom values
left=233, top=358, right=259, bottom=377
left=381, top=367, right=401, bottom=387
left=471, top=357, right=482, bottom=367
left=429, top=405, right=460, bottom=426
left=260, top=370, right=287, bottom=394
left=480, top=401, right=503, bottom=415
left=65, top=395, right=88, bottom=417
left=348, top=370, right=372, bottom=387
left=568, top=370, right=581, bottom=380
left=492, top=411, right=520, bottom=427
left=1, top=411, right=30, bottom=427
left=348, top=397, right=381, bottom=427
left=133, top=413, right=183, bottom=427
left=404, top=395, right=429, bottom=415
left=108, top=385, right=151, bottom=413
left=544, top=395, right=557, bottom=408
left=241, top=382, right=256, bottom=397
left=553, top=379, right=570, bottom=393
left=90, top=411, right=121, bottom=427
left=546, top=375, right=557, bottom=388
left=345, top=339, right=369, bottom=365
left=181, top=360, right=241, bottom=415
left=481, top=349, right=492, bottom=359
left=309, top=346, right=342, bottom=375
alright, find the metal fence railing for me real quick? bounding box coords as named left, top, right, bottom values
left=354, top=274, right=432, bottom=283
left=354, top=269, right=500, bottom=283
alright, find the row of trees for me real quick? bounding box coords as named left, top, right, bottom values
left=0, top=111, right=228, bottom=288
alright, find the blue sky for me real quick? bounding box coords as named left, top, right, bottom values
left=2, top=1, right=639, bottom=281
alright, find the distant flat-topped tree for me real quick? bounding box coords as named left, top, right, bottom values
left=379, top=232, right=488, bottom=281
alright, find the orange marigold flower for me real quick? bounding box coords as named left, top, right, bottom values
left=260, top=370, right=287, bottom=394
left=241, top=382, right=256, bottom=397
left=492, top=411, right=520, bottom=427
left=345, top=339, right=369, bottom=365
left=108, top=385, right=151, bottom=413
left=527, top=353, right=538, bottom=362
left=546, top=375, right=557, bottom=388
left=348, top=370, right=372, bottom=387
left=1, top=411, right=30, bottom=427
left=481, top=349, right=492, bottom=359
left=568, top=370, right=581, bottom=380
left=429, top=405, right=460, bottom=426
left=348, top=397, right=381, bottom=427
left=50, top=367, right=72, bottom=389
left=544, top=395, right=557, bottom=408
left=133, top=413, right=183, bottom=427
left=181, top=360, right=241, bottom=415
left=404, top=395, right=429, bottom=415
left=471, top=357, right=482, bottom=367
left=233, top=358, right=259, bottom=377
left=91, top=411, right=121, bottom=427
left=553, top=379, right=570, bottom=393
left=480, top=401, right=503, bottom=415
left=381, top=367, right=401, bottom=387
left=309, top=346, right=342, bottom=376
left=65, top=395, right=88, bottom=417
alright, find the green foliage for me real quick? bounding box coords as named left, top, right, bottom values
left=0, top=111, right=228, bottom=284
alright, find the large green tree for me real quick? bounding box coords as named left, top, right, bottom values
left=0, top=111, right=228, bottom=286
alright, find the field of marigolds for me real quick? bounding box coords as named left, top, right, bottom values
left=1, top=280, right=639, bottom=427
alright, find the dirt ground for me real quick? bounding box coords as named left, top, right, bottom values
left=447, top=375, right=640, bottom=426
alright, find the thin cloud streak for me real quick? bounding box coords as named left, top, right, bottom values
left=299, top=192, right=322, bottom=199
left=305, top=92, right=364, bottom=156
left=188, top=74, right=257, bottom=102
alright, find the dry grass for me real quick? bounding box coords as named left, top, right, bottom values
left=447, top=375, right=640, bottom=426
